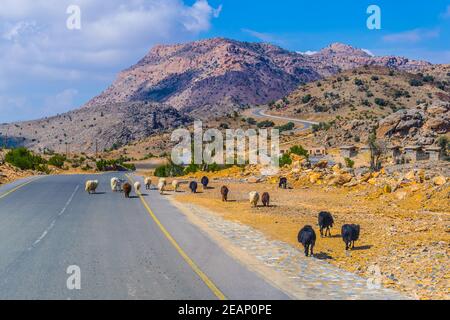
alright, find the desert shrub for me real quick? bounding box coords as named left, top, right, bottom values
left=374, top=98, right=388, bottom=107
left=354, top=78, right=364, bottom=86
left=279, top=153, right=292, bottom=167
left=312, top=122, right=332, bottom=132
left=246, top=117, right=257, bottom=125
left=48, top=154, right=66, bottom=168
left=5, top=147, right=47, bottom=171
left=257, top=120, right=275, bottom=128
left=409, top=79, right=423, bottom=87
left=344, top=157, right=355, bottom=168
left=275, top=122, right=295, bottom=132
left=290, top=145, right=309, bottom=158
left=154, top=162, right=185, bottom=177
left=302, top=94, right=312, bottom=104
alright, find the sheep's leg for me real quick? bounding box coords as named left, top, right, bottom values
left=310, top=244, right=314, bottom=257
left=304, top=244, right=309, bottom=257
left=320, top=227, right=324, bottom=237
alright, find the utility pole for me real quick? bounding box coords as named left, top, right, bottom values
left=95, top=140, right=98, bottom=159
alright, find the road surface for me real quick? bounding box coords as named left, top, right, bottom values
left=251, top=108, right=318, bottom=132
left=0, top=174, right=290, bottom=300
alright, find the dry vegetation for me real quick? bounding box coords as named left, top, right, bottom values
left=162, top=160, right=450, bottom=300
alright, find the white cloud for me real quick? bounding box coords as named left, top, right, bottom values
left=383, top=28, right=440, bottom=43
left=0, top=0, right=222, bottom=122
left=242, top=28, right=278, bottom=43
left=361, top=49, right=375, bottom=57
left=298, top=50, right=318, bottom=56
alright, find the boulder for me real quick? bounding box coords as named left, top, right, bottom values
left=377, top=109, right=425, bottom=137
left=328, top=173, right=353, bottom=186
left=432, top=176, right=447, bottom=186
left=309, top=172, right=322, bottom=184
left=314, top=160, right=328, bottom=169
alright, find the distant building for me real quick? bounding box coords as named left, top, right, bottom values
left=308, top=147, right=327, bottom=157
left=404, top=145, right=428, bottom=162
left=387, top=146, right=402, bottom=163
left=425, top=146, right=442, bottom=162
left=340, top=145, right=357, bottom=158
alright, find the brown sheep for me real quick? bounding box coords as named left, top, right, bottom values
left=123, top=183, right=132, bottom=198
left=261, top=192, right=270, bottom=207
left=220, top=186, right=229, bottom=202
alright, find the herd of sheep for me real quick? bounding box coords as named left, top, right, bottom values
left=85, top=175, right=361, bottom=257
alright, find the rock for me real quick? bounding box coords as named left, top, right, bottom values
left=360, top=172, right=372, bottom=183
left=405, top=170, right=416, bottom=181
left=395, top=191, right=408, bottom=200
left=432, top=176, right=447, bottom=186
left=247, top=176, right=262, bottom=183
left=309, top=172, right=322, bottom=184
left=344, top=178, right=358, bottom=187
left=314, top=160, right=328, bottom=169
left=328, top=173, right=353, bottom=186
left=332, top=164, right=342, bottom=174
left=424, top=117, right=450, bottom=134
left=377, top=109, right=425, bottom=137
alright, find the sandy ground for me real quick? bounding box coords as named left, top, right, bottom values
left=166, top=174, right=449, bottom=300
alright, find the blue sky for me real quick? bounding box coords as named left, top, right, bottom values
left=0, top=0, right=449, bottom=123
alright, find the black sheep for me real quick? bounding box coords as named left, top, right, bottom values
left=201, top=176, right=209, bottom=189
left=261, top=192, right=270, bottom=207
left=220, top=186, right=229, bottom=202
left=189, top=181, right=198, bottom=193
left=298, top=225, right=316, bottom=257
left=341, top=224, right=360, bottom=250
left=318, top=211, right=334, bottom=237
left=279, top=177, right=288, bottom=189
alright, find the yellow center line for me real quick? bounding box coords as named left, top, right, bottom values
left=0, top=177, right=42, bottom=200
left=126, top=174, right=227, bottom=300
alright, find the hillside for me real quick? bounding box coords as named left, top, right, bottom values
left=0, top=102, right=190, bottom=154
left=0, top=38, right=435, bottom=153
left=268, top=65, right=450, bottom=147
left=85, top=39, right=430, bottom=117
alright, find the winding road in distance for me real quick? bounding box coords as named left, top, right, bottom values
left=251, top=108, right=319, bottom=132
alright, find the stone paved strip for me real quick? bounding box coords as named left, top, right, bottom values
left=175, top=201, right=410, bottom=300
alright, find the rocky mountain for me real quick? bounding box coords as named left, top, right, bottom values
left=84, top=38, right=431, bottom=117
left=0, top=38, right=437, bottom=153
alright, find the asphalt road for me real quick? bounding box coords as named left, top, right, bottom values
left=0, top=173, right=290, bottom=300
left=251, top=108, right=318, bottom=132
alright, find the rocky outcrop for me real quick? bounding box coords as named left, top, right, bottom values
left=378, top=109, right=425, bottom=137
left=377, top=105, right=449, bottom=143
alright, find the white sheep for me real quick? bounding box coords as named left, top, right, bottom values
left=85, top=180, right=99, bottom=194
left=249, top=191, right=260, bottom=207
left=134, top=181, right=141, bottom=193
left=144, top=177, right=152, bottom=190
left=158, top=179, right=167, bottom=195
left=111, top=177, right=120, bottom=192
left=172, top=180, right=180, bottom=192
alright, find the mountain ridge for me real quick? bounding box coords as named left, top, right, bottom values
left=0, top=38, right=437, bottom=153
